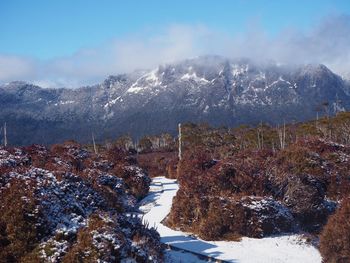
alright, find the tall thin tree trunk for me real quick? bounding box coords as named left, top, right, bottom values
left=178, top=123, right=182, bottom=160
left=4, top=122, right=7, bottom=147
left=277, top=125, right=282, bottom=149
left=277, top=122, right=286, bottom=150
left=261, top=123, right=264, bottom=149
left=92, top=133, right=97, bottom=154
left=283, top=121, right=286, bottom=150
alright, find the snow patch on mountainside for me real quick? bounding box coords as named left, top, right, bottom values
left=104, top=96, right=121, bottom=109
left=127, top=69, right=162, bottom=94
left=181, top=72, right=209, bottom=83
left=54, top=100, right=75, bottom=106
left=232, top=64, right=249, bottom=77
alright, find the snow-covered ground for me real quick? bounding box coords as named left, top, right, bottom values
left=140, top=176, right=323, bottom=263
left=164, top=249, right=209, bottom=263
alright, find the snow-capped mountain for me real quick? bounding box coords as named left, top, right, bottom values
left=1, top=56, right=349, bottom=145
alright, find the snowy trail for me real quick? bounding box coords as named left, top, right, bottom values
left=140, top=176, right=322, bottom=263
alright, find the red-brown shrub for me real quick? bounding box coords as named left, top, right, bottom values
left=168, top=138, right=349, bottom=240
left=0, top=142, right=159, bottom=262
left=166, top=156, right=178, bottom=179
left=320, top=197, right=350, bottom=263
left=166, top=193, right=294, bottom=240
left=0, top=179, right=42, bottom=262
left=137, top=151, right=177, bottom=177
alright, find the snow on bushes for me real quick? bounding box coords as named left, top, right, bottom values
left=167, top=193, right=294, bottom=240
left=60, top=213, right=162, bottom=263
left=0, top=142, right=163, bottom=262
left=112, top=165, right=151, bottom=200
left=166, top=138, right=350, bottom=240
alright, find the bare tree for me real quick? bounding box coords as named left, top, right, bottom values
left=277, top=121, right=286, bottom=150
left=178, top=123, right=182, bottom=160
left=4, top=122, right=7, bottom=147
left=257, top=122, right=264, bottom=150
left=322, top=101, right=330, bottom=119
left=92, top=133, right=98, bottom=154
left=334, top=93, right=343, bottom=116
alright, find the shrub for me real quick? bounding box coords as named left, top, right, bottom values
left=320, top=198, right=350, bottom=263
left=137, top=151, right=177, bottom=177
left=168, top=137, right=349, bottom=240
left=112, top=165, right=150, bottom=200
left=267, top=141, right=340, bottom=231
left=166, top=156, right=178, bottom=179
left=0, top=142, right=160, bottom=262
left=166, top=194, right=294, bottom=240
left=0, top=179, right=42, bottom=262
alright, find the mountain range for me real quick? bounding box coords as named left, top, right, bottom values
left=1, top=56, right=349, bottom=145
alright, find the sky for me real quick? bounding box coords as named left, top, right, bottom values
left=1, top=0, right=350, bottom=88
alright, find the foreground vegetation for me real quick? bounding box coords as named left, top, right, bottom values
left=2, top=112, right=350, bottom=262
left=107, top=112, right=350, bottom=262
left=0, top=141, right=163, bottom=262
left=162, top=112, right=350, bottom=262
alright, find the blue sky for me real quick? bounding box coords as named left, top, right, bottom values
left=1, top=0, right=349, bottom=59
left=0, top=0, right=350, bottom=87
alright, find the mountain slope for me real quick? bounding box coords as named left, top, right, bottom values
left=1, top=56, right=349, bottom=145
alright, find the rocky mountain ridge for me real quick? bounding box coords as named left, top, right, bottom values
left=1, top=56, right=349, bottom=145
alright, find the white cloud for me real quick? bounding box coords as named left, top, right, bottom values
left=1, top=15, right=350, bottom=88
left=227, top=14, right=350, bottom=75
left=0, top=55, right=36, bottom=81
